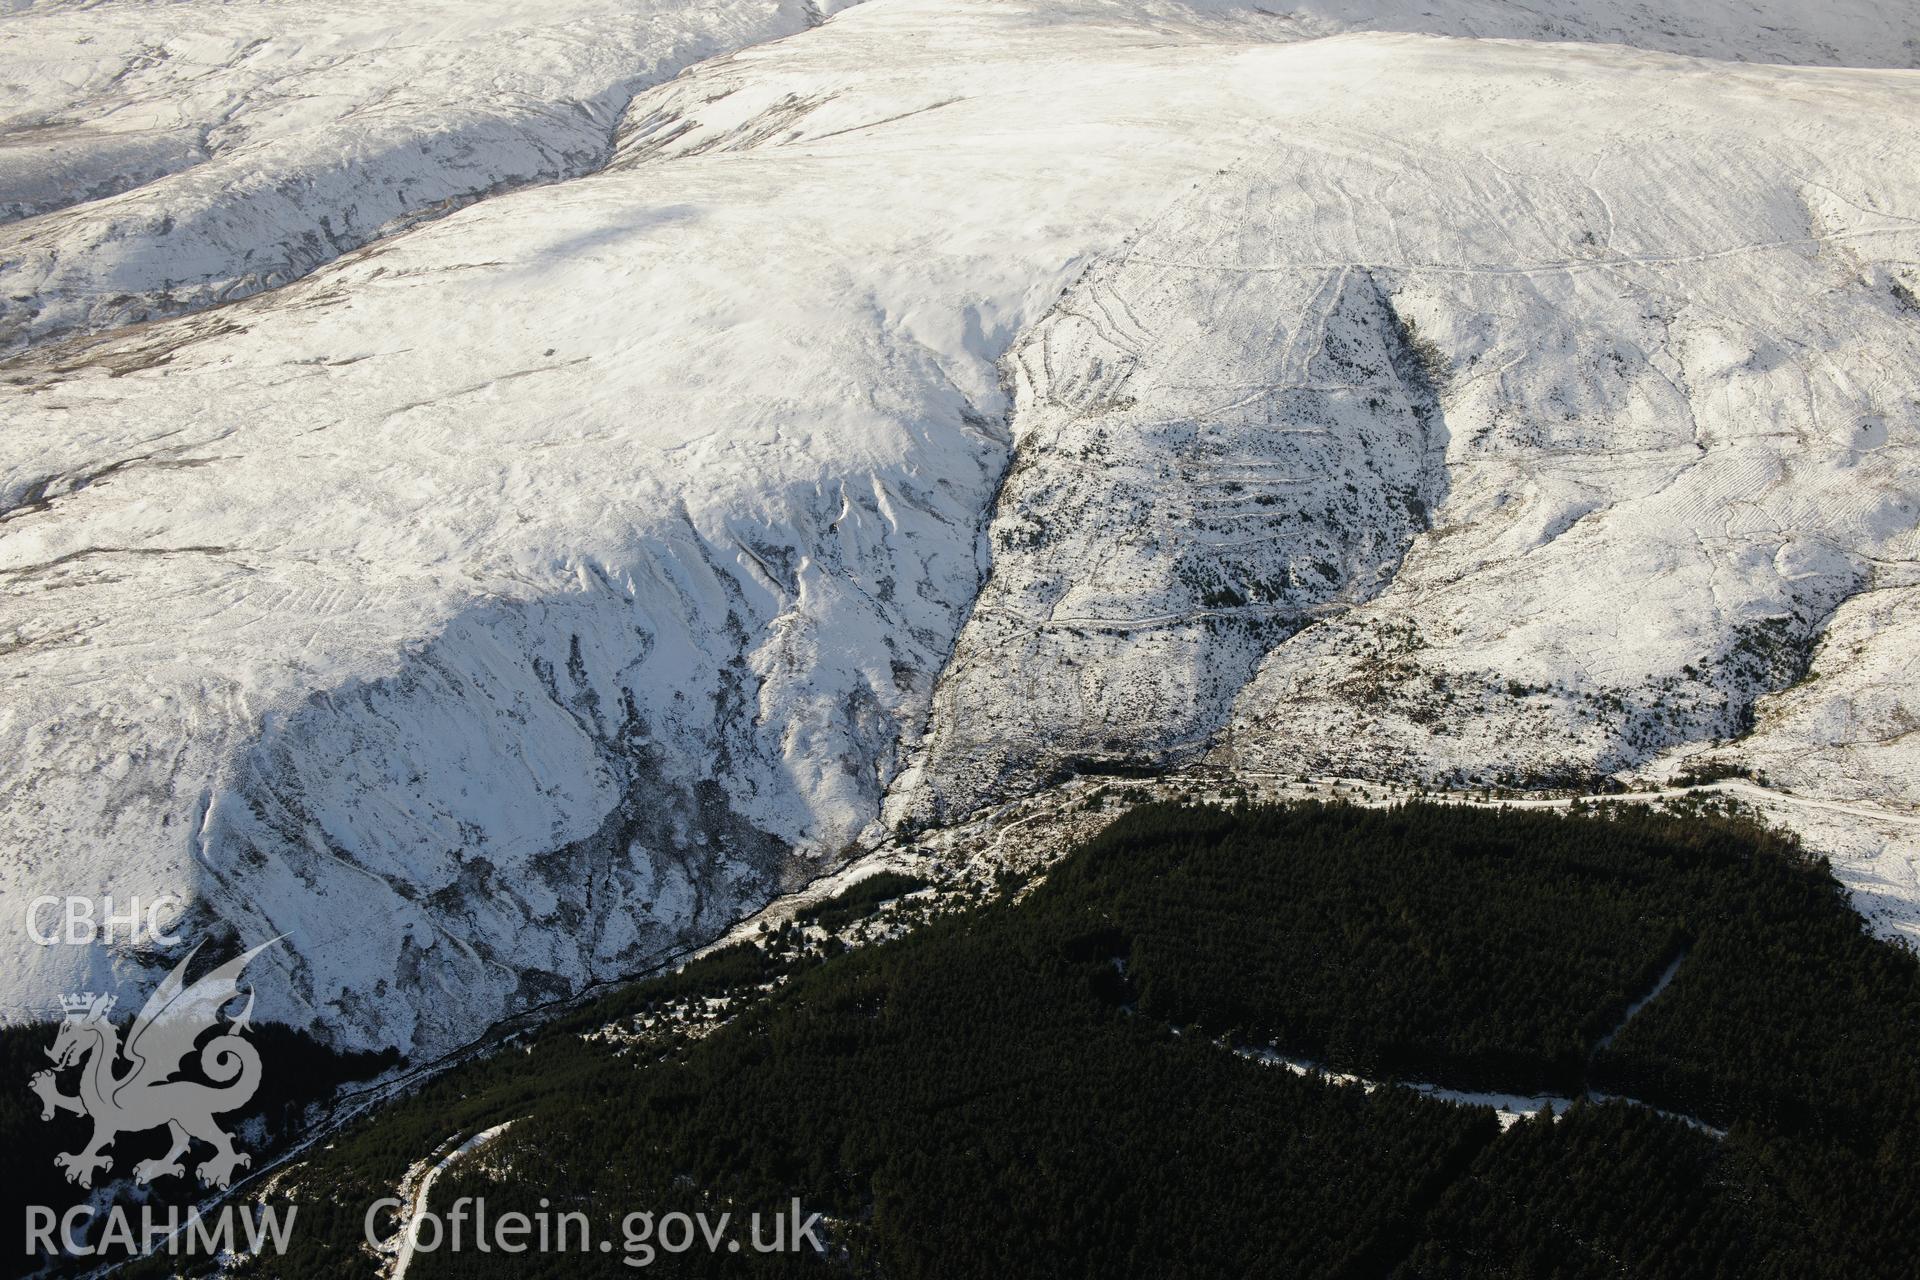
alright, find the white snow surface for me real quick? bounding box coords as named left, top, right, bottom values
left=5, top=0, right=1915, bottom=354
left=3, top=0, right=1919, bottom=1052
left=0, top=0, right=868, bottom=352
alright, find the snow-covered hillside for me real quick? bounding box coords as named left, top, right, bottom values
left=5, top=0, right=1914, bottom=356
left=3, top=0, right=1918, bottom=1053
left=0, top=0, right=866, bottom=354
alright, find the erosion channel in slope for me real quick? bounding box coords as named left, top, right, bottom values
left=888, top=171, right=1454, bottom=827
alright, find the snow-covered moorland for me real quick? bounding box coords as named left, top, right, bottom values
left=2, top=0, right=1917, bottom=1052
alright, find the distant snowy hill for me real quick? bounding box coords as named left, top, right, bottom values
left=5, top=0, right=1913, bottom=356
left=0, top=0, right=866, bottom=353
left=3, top=0, right=1917, bottom=1052
left=1226, top=0, right=1920, bottom=64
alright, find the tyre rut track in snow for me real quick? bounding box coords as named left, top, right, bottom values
left=385, top=1122, right=519, bottom=1280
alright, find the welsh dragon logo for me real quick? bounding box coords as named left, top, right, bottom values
left=32, top=938, right=280, bottom=1190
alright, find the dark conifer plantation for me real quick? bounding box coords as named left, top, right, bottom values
left=197, top=801, right=1920, bottom=1278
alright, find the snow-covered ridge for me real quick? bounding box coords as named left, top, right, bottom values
left=0, top=0, right=868, bottom=354
left=6, top=0, right=1915, bottom=359
left=1196, top=0, right=1920, bottom=65
left=2, top=0, right=1918, bottom=1054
